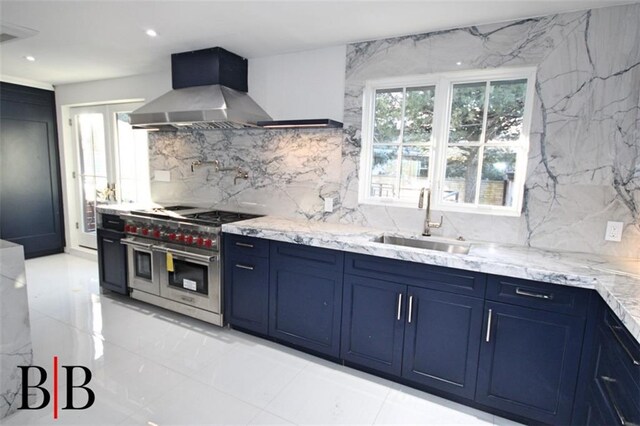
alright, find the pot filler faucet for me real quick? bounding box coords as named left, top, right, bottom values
left=191, top=159, right=249, bottom=184
left=418, top=187, right=443, bottom=236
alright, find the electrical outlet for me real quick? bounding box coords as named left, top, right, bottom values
left=323, top=197, right=334, bottom=213
left=605, top=221, right=623, bottom=242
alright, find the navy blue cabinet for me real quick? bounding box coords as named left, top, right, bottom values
left=341, top=254, right=485, bottom=399
left=402, top=287, right=483, bottom=399
left=269, top=242, right=344, bottom=358
left=224, top=235, right=270, bottom=334
left=582, top=304, right=640, bottom=426
left=341, top=275, right=406, bottom=375
left=97, top=228, right=128, bottom=295
left=476, top=301, right=585, bottom=425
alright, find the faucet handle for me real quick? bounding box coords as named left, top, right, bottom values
left=430, top=215, right=444, bottom=228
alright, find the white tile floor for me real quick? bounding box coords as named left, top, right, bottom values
left=4, top=253, right=522, bottom=425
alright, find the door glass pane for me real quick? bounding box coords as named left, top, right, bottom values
left=443, top=146, right=479, bottom=204
left=371, top=145, right=399, bottom=197
left=135, top=251, right=152, bottom=280
left=448, top=82, right=486, bottom=144
left=116, top=112, right=150, bottom=203
left=170, top=260, right=208, bottom=295
left=77, top=113, right=107, bottom=233
left=480, top=147, right=517, bottom=206
left=403, top=86, right=435, bottom=143
left=399, top=146, right=430, bottom=202
left=374, top=89, right=403, bottom=144
left=485, top=79, right=527, bottom=143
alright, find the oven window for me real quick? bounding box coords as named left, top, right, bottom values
left=134, top=250, right=152, bottom=280
left=169, top=259, right=208, bottom=295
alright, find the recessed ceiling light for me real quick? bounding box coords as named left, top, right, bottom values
left=24, top=55, right=35, bottom=62
left=145, top=29, right=157, bottom=37
left=456, top=61, right=462, bottom=66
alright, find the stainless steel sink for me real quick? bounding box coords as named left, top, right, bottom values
left=374, top=235, right=470, bottom=255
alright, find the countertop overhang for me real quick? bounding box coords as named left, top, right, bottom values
left=221, top=215, right=640, bottom=344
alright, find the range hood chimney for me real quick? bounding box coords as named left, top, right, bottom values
left=130, top=47, right=271, bottom=131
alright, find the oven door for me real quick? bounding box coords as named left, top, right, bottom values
left=121, top=238, right=161, bottom=296
left=155, top=246, right=221, bottom=314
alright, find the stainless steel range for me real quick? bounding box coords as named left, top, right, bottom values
left=120, top=206, right=259, bottom=326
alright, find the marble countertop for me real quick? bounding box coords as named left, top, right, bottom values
left=222, top=216, right=640, bottom=344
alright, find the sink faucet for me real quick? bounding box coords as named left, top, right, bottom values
left=418, top=188, right=443, bottom=236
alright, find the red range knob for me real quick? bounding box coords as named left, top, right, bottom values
left=131, top=225, right=138, bottom=233
left=153, top=229, right=161, bottom=238
left=204, top=239, right=213, bottom=248
left=196, top=237, right=204, bottom=246
left=178, top=234, right=185, bottom=242
left=185, top=235, right=194, bottom=244
left=168, top=233, right=177, bottom=241
left=142, top=228, right=149, bottom=236
left=124, top=224, right=131, bottom=232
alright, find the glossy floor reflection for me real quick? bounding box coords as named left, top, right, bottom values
left=5, top=254, right=522, bottom=425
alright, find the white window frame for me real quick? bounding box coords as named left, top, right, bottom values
left=359, top=67, right=537, bottom=216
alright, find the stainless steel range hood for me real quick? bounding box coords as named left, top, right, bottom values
left=130, top=47, right=271, bottom=131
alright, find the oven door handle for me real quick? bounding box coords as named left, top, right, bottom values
left=154, top=246, right=218, bottom=263
left=120, top=238, right=154, bottom=250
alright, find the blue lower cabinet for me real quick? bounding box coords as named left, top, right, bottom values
left=269, top=242, right=344, bottom=358
left=476, top=301, right=585, bottom=425
left=224, top=254, right=270, bottom=335
left=341, top=274, right=406, bottom=376
left=402, top=287, right=484, bottom=399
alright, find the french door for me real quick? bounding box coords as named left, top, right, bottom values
left=71, top=102, right=150, bottom=249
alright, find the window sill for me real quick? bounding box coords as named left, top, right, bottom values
left=359, top=198, right=522, bottom=217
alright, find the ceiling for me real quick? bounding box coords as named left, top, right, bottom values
left=0, top=0, right=637, bottom=87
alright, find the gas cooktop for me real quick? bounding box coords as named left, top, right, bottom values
left=129, top=205, right=260, bottom=227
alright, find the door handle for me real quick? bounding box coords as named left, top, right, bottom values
left=407, top=295, right=414, bottom=324
left=103, top=238, right=115, bottom=244
left=600, top=376, right=627, bottom=426
left=515, top=288, right=553, bottom=300
left=485, top=309, right=493, bottom=342
left=608, top=323, right=640, bottom=366
left=235, top=242, right=254, bottom=248
left=396, top=293, right=402, bottom=321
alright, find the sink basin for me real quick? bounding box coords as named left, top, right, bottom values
left=374, top=235, right=470, bottom=255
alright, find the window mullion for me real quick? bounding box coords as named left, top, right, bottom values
left=474, top=81, right=492, bottom=206
left=396, top=87, right=407, bottom=199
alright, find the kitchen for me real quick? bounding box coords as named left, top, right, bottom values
left=0, top=0, right=639, bottom=424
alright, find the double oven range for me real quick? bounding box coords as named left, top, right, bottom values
left=120, top=206, right=258, bottom=326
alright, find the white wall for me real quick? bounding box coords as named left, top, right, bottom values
left=248, top=46, right=346, bottom=122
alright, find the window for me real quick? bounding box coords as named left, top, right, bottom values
left=360, top=68, right=536, bottom=216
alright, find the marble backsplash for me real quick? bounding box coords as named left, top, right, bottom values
left=148, top=3, right=640, bottom=257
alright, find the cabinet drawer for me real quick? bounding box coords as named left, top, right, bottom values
left=225, top=234, right=269, bottom=258
left=486, top=275, right=589, bottom=317
left=593, top=327, right=640, bottom=426
left=272, top=242, right=343, bottom=268
left=602, top=308, right=640, bottom=386
left=345, top=253, right=485, bottom=297
left=101, top=214, right=125, bottom=231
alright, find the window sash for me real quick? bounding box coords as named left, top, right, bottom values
left=360, top=67, right=537, bottom=216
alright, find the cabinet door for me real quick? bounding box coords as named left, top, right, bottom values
left=224, top=254, right=269, bottom=335
left=476, top=301, right=585, bottom=425
left=341, top=274, right=406, bottom=376
left=269, top=242, right=344, bottom=358
left=97, top=229, right=127, bottom=294
left=402, top=287, right=483, bottom=399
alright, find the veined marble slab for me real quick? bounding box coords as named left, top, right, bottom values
left=0, top=240, right=33, bottom=419
left=222, top=216, right=640, bottom=344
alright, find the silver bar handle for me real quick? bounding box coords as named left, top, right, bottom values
left=235, top=264, right=255, bottom=271
left=408, top=296, right=414, bottom=324
left=120, top=238, right=153, bottom=250
left=608, top=323, right=640, bottom=366
left=157, top=247, right=218, bottom=263
left=600, top=376, right=627, bottom=425
left=106, top=220, right=121, bottom=225
left=485, top=309, right=493, bottom=342
left=396, top=293, right=402, bottom=321
left=103, top=238, right=115, bottom=244
left=515, top=288, right=553, bottom=300
left=235, top=242, right=254, bottom=248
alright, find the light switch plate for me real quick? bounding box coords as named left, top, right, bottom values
left=605, top=221, right=623, bottom=242
left=154, top=170, right=171, bottom=182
